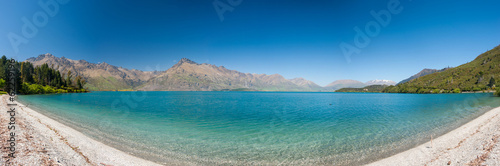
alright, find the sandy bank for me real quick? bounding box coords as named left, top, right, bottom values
left=0, top=95, right=161, bottom=166
left=368, top=106, right=500, bottom=166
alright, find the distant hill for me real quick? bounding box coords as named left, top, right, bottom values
left=289, top=77, right=324, bottom=91
left=336, top=85, right=389, bottom=92
left=324, top=80, right=366, bottom=91
left=365, top=79, right=396, bottom=86
left=397, top=68, right=450, bottom=85
left=384, top=44, right=500, bottom=93
left=323, top=79, right=396, bottom=91
left=26, top=54, right=159, bottom=91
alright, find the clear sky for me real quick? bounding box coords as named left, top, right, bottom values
left=1, top=0, right=499, bottom=86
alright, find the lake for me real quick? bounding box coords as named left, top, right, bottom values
left=17, top=92, right=500, bottom=165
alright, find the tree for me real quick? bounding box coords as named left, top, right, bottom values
left=0, top=55, right=7, bottom=79
left=76, top=75, right=82, bottom=89
left=20, top=62, right=24, bottom=82
left=66, top=70, right=73, bottom=87
left=80, top=77, right=86, bottom=88
left=55, top=71, right=62, bottom=88
left=488, top=76, right=496, bottom=88
left=0, top=79, right=5, bottom=91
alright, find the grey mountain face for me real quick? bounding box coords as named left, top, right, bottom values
left=397, top=68, right=450, bottom=85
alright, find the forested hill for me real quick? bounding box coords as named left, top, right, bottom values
left=336, top=85, right=389, bottom=93
left=0, top=56, right=88, bottom=94
left=383, top=44, right=500, bottom=94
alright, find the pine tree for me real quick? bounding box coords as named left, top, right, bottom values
left=76, top=76, right=82, bottom=89
left=66, top=70, right=73, bottom=87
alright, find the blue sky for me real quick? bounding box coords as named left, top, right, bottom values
left=1, top=0, right=499, bottom=86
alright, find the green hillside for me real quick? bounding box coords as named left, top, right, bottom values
left=383, top=44, right=500, bottom=94
left=84, top=76, right=135, bottom=91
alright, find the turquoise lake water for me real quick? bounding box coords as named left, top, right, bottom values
left=17, top=92, right=500, bottom=165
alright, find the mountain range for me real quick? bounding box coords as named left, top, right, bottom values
left=26, top=53, right=398, bottom=91
left=25, top=44, right=500, bottom=93
left=136, top=58, right=321, bottom=91
left=25, top=54, right=396, bottom=91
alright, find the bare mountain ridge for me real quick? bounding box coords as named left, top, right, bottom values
left=397, top=68, right=451, bottom=85
left=138, top=58, right=319, bottom=91
left=289, top=78, right=323, bottom=90
left=324, top=79, right=366, bottom=90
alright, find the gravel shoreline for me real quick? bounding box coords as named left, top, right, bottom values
left=369, top=106, right=500, bottom=166
left=0, top=95, right=160, bottom=166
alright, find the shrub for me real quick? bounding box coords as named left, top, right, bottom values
left=0, top=79, right=5, bottom=90
left=28, top=84, right=44, bottom=94
left=20, top=82, right=30, bottom=94
left=431, top=89, right=441, bottom=94
left=43, top=85, right=55, bottom=93
left=472, top=87, right=482, bottom=91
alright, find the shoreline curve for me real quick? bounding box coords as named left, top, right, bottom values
left=368, top=106, right=500, bottom=166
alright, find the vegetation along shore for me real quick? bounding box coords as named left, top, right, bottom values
left=0, top=56, right=88, bottom=95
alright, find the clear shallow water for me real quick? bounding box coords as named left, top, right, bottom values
left=18, top=92, right=500, bottom=165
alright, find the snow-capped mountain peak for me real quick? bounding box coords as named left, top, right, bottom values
left=365, top=79, right=396, bottom=86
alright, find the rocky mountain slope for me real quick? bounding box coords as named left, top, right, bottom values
left=289, top=78, right=323, bottom=90
left=324, top=80, right=366, bottom=91
left=397, top=68, right=450, bottom=85
left=137, top=58, right=320, bottom=91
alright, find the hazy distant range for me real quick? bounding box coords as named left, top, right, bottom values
left=27, top=54, right=413, bottom=91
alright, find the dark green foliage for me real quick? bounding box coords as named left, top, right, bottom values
left=76, top=75, right=84, bottom=89
left=488, top=76, right=496, bottom=88
left=66, top=70, right=72, bottom=87
left=0, top=79, right=5, bottom=90
left=0, top=56, right=7, bottom=80
left=336, top=85, right=389, bottom=92
left=383, top=45, right=500, bottom=94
